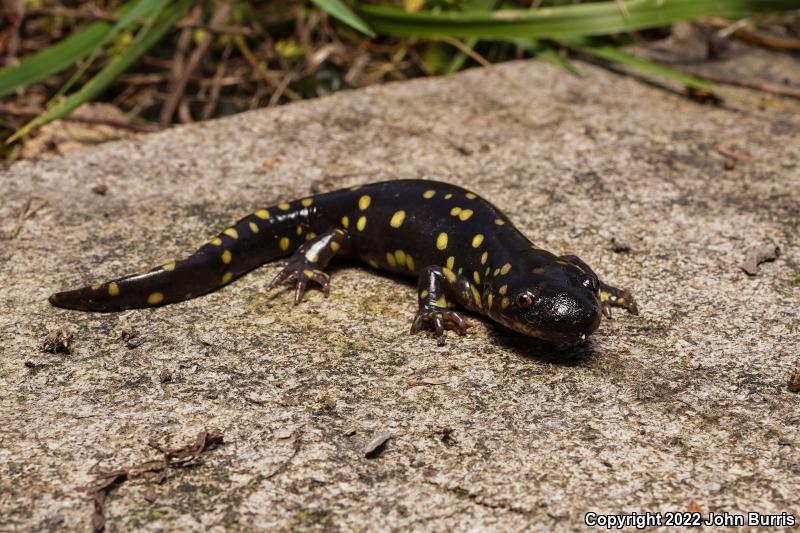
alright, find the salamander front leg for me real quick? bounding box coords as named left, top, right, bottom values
left=560, top=254, right=639, bottom=318
left=267, top=229, right=351, bottom=304
left=410, top=266, right=472, bottom=346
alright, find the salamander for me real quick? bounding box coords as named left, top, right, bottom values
left=50, top=180, right=638, bottom=344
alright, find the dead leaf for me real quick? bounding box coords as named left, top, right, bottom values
left=364, top=431, right=392, bottom=459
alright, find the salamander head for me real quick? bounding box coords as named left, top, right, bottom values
left=489, top=262, right=601, bottom=344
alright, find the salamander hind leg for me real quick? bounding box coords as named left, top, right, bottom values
left=267, top=229, right=351, bottom=305
left=411, top=266, right=471, bottom=346
left=560, top=254, right=639, bottom=318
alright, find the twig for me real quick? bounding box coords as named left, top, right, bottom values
left=437, top=36, right=526, bottom=91
left=707, top=18, right=800, bottom=50
left=689, top=72, right=800, bottom=100
left=0, top=103, right=158, bottom=132
left=717, top=144, right=759, bottom=161
left=15, top=5, right=256, bottom=36
left=3, top=195, right=48, bottom=240
left=166, top=0, right=236, bottom=123
left=233, top=35, right=302, bottom=102
left=201, top=43, right=232, bottom=120
left=160, top=4, right=202, bottom=126
left=268, top=69, right=297, bottom=107
left=1, top=0, right=24, bottom=66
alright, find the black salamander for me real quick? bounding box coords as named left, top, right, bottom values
left=50, top=180, right=638, bottom=344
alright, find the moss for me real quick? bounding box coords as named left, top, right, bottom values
left=296, top=510, right=332, bottom=525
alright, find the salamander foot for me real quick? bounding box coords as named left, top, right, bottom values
left=267, top=262, right=330, bottom=305
left=410, top=306, right=470, bottom=346
left=599, top=283, right=639, bottom=318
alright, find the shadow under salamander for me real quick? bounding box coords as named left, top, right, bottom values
left=486, top=323, right=597, bottom=366
left=265, top=260, right=597, bottom=365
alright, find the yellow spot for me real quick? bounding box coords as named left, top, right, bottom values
left=147, top=292, right=164, bottom=305
left=600, top=291, right=610, bottom=303
left=500, top=263, right=511, bottom=275
left=357, top=216, right=367, bottom=231
left=280, top=237, right=290, bottom=251
left=296, top=226, right=303, bottom=235
left=446, top=256, right=455, bottom=270
left=108, top=282, right=120, bottom=297
left=249, top=222, right=259, bottom=233
left=395, top=249, right=406, bottom=266
left=301, top=198, right=313, bottom=207
left=436, top=296, right=447, bottom=308
left=367, top=259, right=379, bottom=269
left=466, top=192, right=477, bottom=199
left=390, top=210, right=406, bottom=228
left=306, top=250, right=319, bottom=262
left=458, top=209, right=474, bottom=221
left=359, top=195, right=371, bottom=210
left=303, top=270, right=314, bottom=279
left=494, top=268, right=500, bottom=276
left=472, top=234, right=484, bottom=248
left=485, top=266, right=490, bottom=276
left=473, top=271, right=481, bottom=284
left=341, top=216, right=349, bottom=228
left=499, top=284, right=508, bottom=295
left=224, top=228, right=239, bottom=239
left=444, top=193, right=453, bottom=199
left=221, top=250, right=232, bottom=264
left=423, top=190, right=436, bottom=199
left=618, top=297, right=626, bottom=304
left=386, top=252, right=397, bottom=268
left=406, top=254, right=415, bottom=271
left=501, top=297, right=510, bottom=309
left=336, top=229, right=345, bottom=235
left=450, top=207, right=462, bottom=216
left=495, top=218, right=505, bottom=225
left=420, top=290, right=428, bottom=300
left=471, top=285, right=482, bottom=305
left=222, top=272, right=233, bottom=284
left=91, top=283, right=101, bottom=291
left=443, top=268, right=457, bottom=284
left=306, top=232, right=316, bottom=241
left=255, top=209, right=270, bottom=219
left=458, top=267, right=463, bottom=275
left=163, top=261, right=176, bottom=271
left=209, top=237, right=222, bottom=246
left=481, top=251, right=488, bottom=265
left=436, top=232, right=448, bottom=250
left=487, top=293, right=494, bottom=308
left=331, top=241, right=341, bottom=253
left=278, top=202, right=290, bottom=211
left=350, top=185, right=362, bottom=191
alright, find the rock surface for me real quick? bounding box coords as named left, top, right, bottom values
left=1, top=55, right=799, bottom=531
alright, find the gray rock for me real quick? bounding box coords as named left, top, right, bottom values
left=1, top=55, right=798, bottom=531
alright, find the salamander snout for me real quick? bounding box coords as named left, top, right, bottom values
left=500, top=284, right=601, bottom=343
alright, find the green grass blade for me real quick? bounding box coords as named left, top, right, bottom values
left=53, top=0, right=169, bottom=100
left=444, top=37, right=479, bottom=74
left=0, top=22, right=111, bottom=97
left=512, top=37, right=581, bottom=76
left=311, top=0, right=375, bottom=37
left=7, top=0, right=192, bottom=143
left=573, top=40, right=713, bottom=91
left=355, top=0, right=800, bottom=39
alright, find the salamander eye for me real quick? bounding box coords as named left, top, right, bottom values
left=516, top=292, right=535, bottom=308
